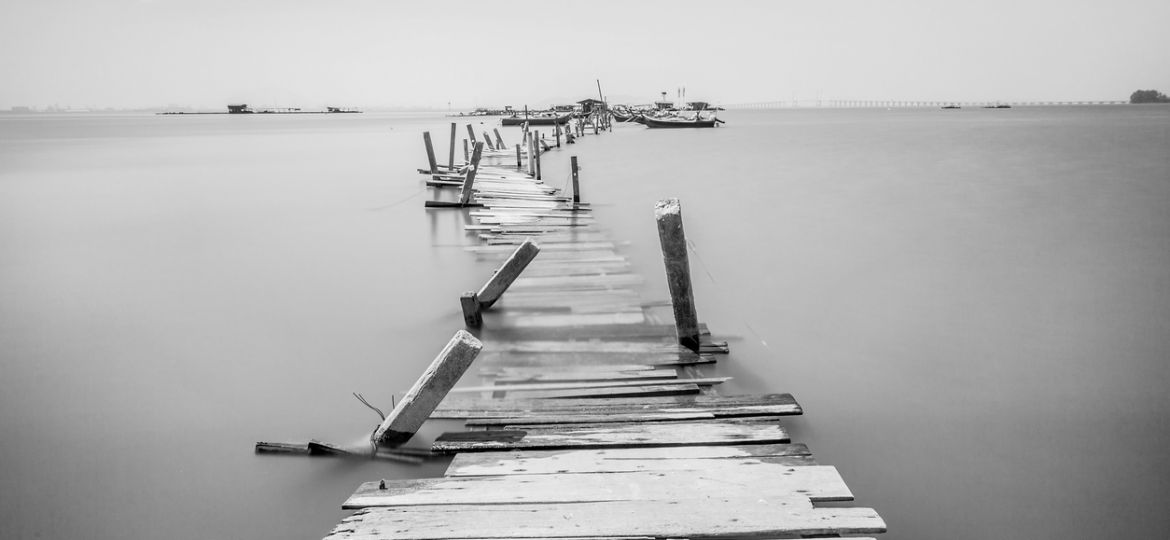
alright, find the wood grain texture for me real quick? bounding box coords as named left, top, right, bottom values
left=444, top=443, right=817, bottom=476
left=343, top=465, right=853, bottom=508
left=325, top=498, right=885, bottom=539
left=434, top=393, right=801, bottom=419
left=432, top=418, right=787, bottom=452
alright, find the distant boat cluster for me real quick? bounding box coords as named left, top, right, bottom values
left=157, top=104, right=361, bottom=115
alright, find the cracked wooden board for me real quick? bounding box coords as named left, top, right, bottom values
left=342, top=465, right=854, bottom=509
left=432, top=418, right=787, bottom=452
left=433, top=393, right=801, bottom=420
left=324, top=498, right=885, bottom=540
left=443, top=443, right=818, bottom=476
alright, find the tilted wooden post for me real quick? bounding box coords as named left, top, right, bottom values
left=373, top=330, right=483, bottom=446
left=571, top=156, right=580, bottom=203
left=515, top=144, right=522, bottom=169
left=459, top=239, right=541, bottom=326
left=448, top=123, right=456, bottom=170
left=493, top=128, right=505, bottom=149
left=423, top=132, right=439, bottom=179
left=465, top=124, right=477, bottom=145
left=459, top=142, right=484, bottom=206
left=482, top=131, right=496, bottom=151
left=655, top=198, right=701, bottom=351
left=463, top=139, right=469, bottom=163
left=555, top=122, right=562, bottom=148
left=534, top=130, right=542, bottom=180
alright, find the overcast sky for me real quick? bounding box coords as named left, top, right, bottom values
left=2, top=0, right=1168, bottom=109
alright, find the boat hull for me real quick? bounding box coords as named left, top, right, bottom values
left=501, top=114, right=573, bottom=126
left=642, top=116, right=719, bottom=128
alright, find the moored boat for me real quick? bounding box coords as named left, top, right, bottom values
left=641, top=115, right=721, bottom=128
left=501, top=113, right=573, bottom=126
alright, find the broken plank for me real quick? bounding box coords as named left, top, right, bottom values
left=343, top=465, right=854, bottom=509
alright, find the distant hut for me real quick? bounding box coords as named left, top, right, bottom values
left=227, top=104, right=252, bottom=114
left=577, top=98, right=606, bottom=115
left=686, top=101, right=711, bottom=111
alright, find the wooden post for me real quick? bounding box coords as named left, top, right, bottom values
left=555, top=122, right=561, bottom=148
left=465, top=124, right=477, bottom=145
left=463, top=139, right=469, bottom=163
left=482, top=131, right=496, bottom=151
left=593, top=114, right=599, bottom=135
left=534, top=130, right=542, bottom=180
left=422, top=132, right=438, bottom=179
left=527, top=135, right=535, bottom=176
left=571, top=156, right=580, bottom=203
left=460, top=292, right=482, bottom=327
left=655, top=198, right=701, bottom=351
left=372, top=330, right=483, bottom=446
left=448, top=123, right=456, bottom=170
left=477, top=238, right=540, bottom=308
left=493, top=128, right=505, bottom=148
left=515, top=144, right=522, bottom=169
left=460, top=142, right=484, bottom=206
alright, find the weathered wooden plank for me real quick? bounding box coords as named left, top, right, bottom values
left=465, top=412, right=714, bottom=426
left=325, top=498, right=885, bottom=539
left=444, top=443, right=816, bottom=476
left=474, top=351, right=718, bottom=368
left=434, top=393, right=801, bottom=419
left=374, top=331, right=483, bottom=446
left=493, top=311, right=646, bottom=327
left=480, top=340, right=728, bottom=354
left=449, top=376, right=729, bottom=394
left=343, top=465, right=853, bottom=509
left=432, top=418, right=786, bottom=452
left=488, top=369, right=677, bottom=384
left=495, top=383, right=702, bottom=400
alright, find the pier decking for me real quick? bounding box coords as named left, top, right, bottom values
left=319, top=119, right=886, bottom=539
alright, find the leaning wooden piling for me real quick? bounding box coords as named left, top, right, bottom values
left=655, top=198, right=702, bottom=351
left=482, top=131, right=496, bottom=151
left=459, top=142, right=484, bottom=206
left=493, top=128, right=505, bottom=149
left=465, top=124, right=477, bottom=145
left=422, top=132, right=439, bottom=179
left=571, top=156, right=581, bottom=203
left=372, top=330, right=483, bottom=446
left=460, top=238, right=541, bottom=326
left=515, top=144, right=522, bottom=169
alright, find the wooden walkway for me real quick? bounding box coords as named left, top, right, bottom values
left=322, top=123, right=885, bottom=539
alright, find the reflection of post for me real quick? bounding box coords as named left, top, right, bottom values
left=655, top=198, right=701, bottom=351
left=373, top=330, right=483, bottom=446
left=459, top=142, right=484, bottom=206
left=571, top=156, right=580, bottom=204
left=448, top=123, right=456, bottom=170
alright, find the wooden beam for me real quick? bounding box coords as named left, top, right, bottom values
left=655, top=198, right=701, bottom=351
left=493, top=128, right=505, bottom=148
left=571, top=155, right=580, bottom=203
left=373, top=330, right=483, bottom=446
left=482, top=131, right=496, bottom=150
left=447, top=123, right=456, bottom=170
left=422, top=132, right=438, bottom=179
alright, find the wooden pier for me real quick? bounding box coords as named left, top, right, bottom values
left=309, top=118, right=885, bottom=539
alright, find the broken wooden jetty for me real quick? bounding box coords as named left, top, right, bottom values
left=273, top=117, right=886, bottom=539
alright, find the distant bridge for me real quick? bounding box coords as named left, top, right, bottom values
left=723, top=100, right=1128, bottom=110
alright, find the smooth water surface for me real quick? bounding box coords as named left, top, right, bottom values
left=1, top=107, right=1167, bottom=539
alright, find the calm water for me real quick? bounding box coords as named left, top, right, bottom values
left=1, top=107, right=1167, bottom=539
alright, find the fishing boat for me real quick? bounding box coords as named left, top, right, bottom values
left=500, top=112, right=573, bottom=126
left=641, top=114, right=721, bottom=128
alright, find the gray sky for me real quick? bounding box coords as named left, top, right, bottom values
left=2, top=0, right=1168, bottom=109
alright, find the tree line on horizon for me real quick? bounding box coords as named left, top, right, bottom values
left=1130, top=89, right=1170, bottom=104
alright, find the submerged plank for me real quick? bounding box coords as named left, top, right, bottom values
left=325, top=498, right=885, bottom=539
left=444, top=443, right=817, bottom=476
left=343, top=465, right=853, bottom=508
left=432, top=418, right=787, bottom=452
